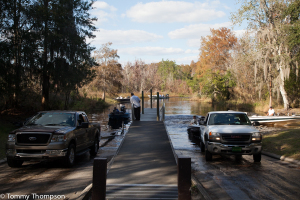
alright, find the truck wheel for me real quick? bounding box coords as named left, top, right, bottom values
left=205, top=149, right=212, bottom=161
left=200, top=140, right=205, bottom=152
left=7, top=158, right=23, bottom=168
left=64, top=144, right=75, bottom=167
left=90, top=137, right=99, bottom=157
left=253, top=153, right=261, bottom=162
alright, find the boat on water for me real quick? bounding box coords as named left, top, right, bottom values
left=249, top=115, right=300, bottom=125
left=187, top=115, right=205, bottom=138
left=148, top=94, right=169, bottom=99
left=115, top=96, right=130, bottom=103
left=108, top=106, right=130, bottom=129
left=187, top=125, right=200, bottom=138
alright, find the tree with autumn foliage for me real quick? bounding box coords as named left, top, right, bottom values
left=197, top=27, right=238, bottom=100
left=197, top=27, right=237, bottom=76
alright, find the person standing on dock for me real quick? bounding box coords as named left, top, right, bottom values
left=130, top=93, right=141, bottom=121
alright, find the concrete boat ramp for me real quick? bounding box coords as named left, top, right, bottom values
left=105, top=108, right=179, bottom=199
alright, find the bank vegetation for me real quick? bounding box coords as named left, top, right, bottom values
left=1, top=0, right=300, bottom=116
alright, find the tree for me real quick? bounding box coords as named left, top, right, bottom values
left=201, top=70, right=236, bottom=101
left=285, top=0, right=300, bottom=60
left=284, top=66, right=300, bottom=107
left=122, top=60, right=160, bottom=93
left=92, top=42, right=122, bottom=101
left=231, top=32, right=263, bottom=101
left=183, top=61, right=200, bottom=93
left=0, top=0, right=35, bottom=108
left=198, top=27, right=237, bottom=76
left=231, top=0, right=291, bottom=110
left=283, top=0, right=300, bottom=106
left=0, top=0, right=97, bottom=111
left=158, top=60, right=180, bottom=91
left=30, top=0, right=97, bottom=109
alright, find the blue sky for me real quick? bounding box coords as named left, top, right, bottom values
left=87, top=0, right=246, bottom=66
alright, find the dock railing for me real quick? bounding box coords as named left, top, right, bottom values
left=130, top=91, right=166, bottom=122
left=160, top=102, right=165, bottom=121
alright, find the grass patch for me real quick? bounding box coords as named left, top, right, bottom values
left=263, top=129, right=300, bottom=160
left=0, top=121, right=16, bottom=160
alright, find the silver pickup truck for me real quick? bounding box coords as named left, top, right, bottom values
left=199, top=111, right=262, bottom=162
left=6, top=111, right=101, bottom=167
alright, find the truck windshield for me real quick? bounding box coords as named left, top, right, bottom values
left=25, top=112, right=75, bottom=127
left=208, top=113, right=251, bottom=125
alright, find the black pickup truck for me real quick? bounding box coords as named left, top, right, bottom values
left=6, top=111, right=101, bottom=167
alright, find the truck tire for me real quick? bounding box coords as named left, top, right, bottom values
left=200, top=140, right=205, bottom=152
left=90, top=136, right=99, bottom=157
left=205, top=149, right=212, bottom=161
left=7, top=158, right=23, bottom=168
left=64, top=143, right=75, bottom=167
left=253, top=153, right=261, bottom=162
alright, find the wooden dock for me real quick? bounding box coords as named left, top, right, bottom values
left=105, top=108, right=178, bottom=199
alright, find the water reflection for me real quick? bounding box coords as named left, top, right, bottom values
left=143, top=97, right=258, bottom=116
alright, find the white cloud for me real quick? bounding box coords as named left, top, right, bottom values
left=118, top=47, right=185, bottom=56
left=187, top=39, right=201, bottom=48
left=88, top=29, right=163, bottom=46
left=93, top=2, right=117, bottom=11
left=118, top=47, right=199, bottom=65
left=185, top=49, right=198, bottom=54
left=168, top=22, right=232, bottom=40
left=90, top=2, right=117, bottom=26
left=125, top=1, right=226, bottom=23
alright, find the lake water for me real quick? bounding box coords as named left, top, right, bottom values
left=143, top=97, right=258, bottom=116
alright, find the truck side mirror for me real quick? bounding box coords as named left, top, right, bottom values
left=79, top=122, right=89, bottom=128
left=252, top=121, right=260, bottom=126
left=199, top=121, right=205, bottom=125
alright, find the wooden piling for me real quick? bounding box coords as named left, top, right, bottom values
left=142, top=91, right=144, bottom=114
left=92, top=158, right=107, bottom=200
left=150, top=89, right=152, bottom=108
left=157, top=92, right=159, bottom=121
left=178, top=156, right=191, bottom=200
